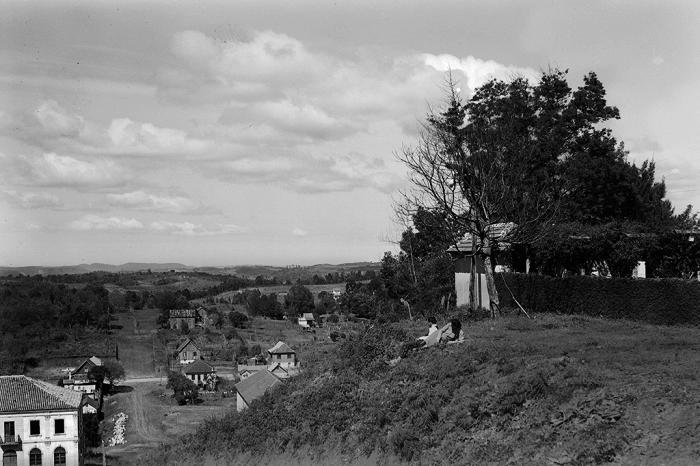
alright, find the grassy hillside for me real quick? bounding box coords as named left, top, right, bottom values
left=148, top=314, right=700, bottom=465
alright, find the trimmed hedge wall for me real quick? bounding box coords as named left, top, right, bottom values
left=496, top=272, right=700, bottom=326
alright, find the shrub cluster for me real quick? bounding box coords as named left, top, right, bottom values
left=497, top=272, right=700, bottom=326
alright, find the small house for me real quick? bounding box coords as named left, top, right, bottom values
left=0, top=375, right=85, bottom=466
left=234, top=370, right=281, bottom=412
left=183, top=359, right=216, bottom=388
left=448, top=223, right=517, bottom=309
left=266, top=341, right=297, bottom=369
left=174, top=338, right=201, bottom=364
left=298, top=313, right=315, bottom=328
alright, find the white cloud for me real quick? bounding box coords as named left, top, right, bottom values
left=5, top=152, right=127, bottom=189
left=106, top=190, right=203, bottom=213
left=292, top=227, right=308, bottom=237
left=149, top=221, right=245, bottom=236
left=422, top=54, right=539, bottom=89
left=70, top=215, right=144, bottom=231
left=0, top=190, right=63, bottom=209
left=652, top=56, right=665, bottom=66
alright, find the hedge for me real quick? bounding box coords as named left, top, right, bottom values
left=496, top=272, right=700, bottom=326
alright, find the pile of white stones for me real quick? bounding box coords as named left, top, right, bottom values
left=108, top=412, right=128, bottom=446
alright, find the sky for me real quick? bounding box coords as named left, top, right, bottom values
left=1, top=0, right=699, bottom=267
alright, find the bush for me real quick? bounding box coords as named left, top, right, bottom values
left=497, top=272, right=700, bottom=326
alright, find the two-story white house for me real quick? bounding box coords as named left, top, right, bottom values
left=1, top=375, right=84, bottom=466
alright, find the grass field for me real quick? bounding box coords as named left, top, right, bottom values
left=149, top=313, right=700, bottom=465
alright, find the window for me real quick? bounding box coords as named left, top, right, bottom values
left=29, top=420, right=40, bottom=435
left=3, top=451, right=17, bottom=466
left=54, top=447, right=66, bottom=466
left=193, top=351, right=197, bottom=357
left=55, top=419, right=65, bottom=435
left=3, top=421, right=15, bottom=439
left=29, top=448, right=42, bottom=465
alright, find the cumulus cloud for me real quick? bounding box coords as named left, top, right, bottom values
left=422, top=54, right=539, bottom=89
left=4, top=152, right=127, bottom=189
left=105, top=190, right=205, bottom=213
left=292, top=227, right=308, bottom=237
left=149, top=221, right=245, bottom=236
left=7, top=100, right=210, bottom=158
left=0, top=190, right=63, bottom=209
left=70, top=214, right=144, bottom=231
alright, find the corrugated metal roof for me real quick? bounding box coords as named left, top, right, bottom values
left=235, top=370, right=281, bottom=406
left=0, top=376, right=83, bottom=413
left=267, top=341, right=295, bottom=354
left=169, top=309, right=199, bottom=318
left=447, top=222, right=516, bottom=253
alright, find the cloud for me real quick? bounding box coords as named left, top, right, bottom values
left=70, top=214, right=144, bottom=231
left=6, top=100, right=210, bottom=158
left=149, top=221, right=245, bottom=236
left=206, top=150, right=403, bottom=194
left=422, top=54, right=539, bottom=89
left=652, top=56, right=665, bottom=66
left=292, top=227, right=308, bottom=237
left=4, top=152, right=128, bottom=189
left=0, top=190, right=63, bottom=209
left=105, top=190, right=206, bottom=214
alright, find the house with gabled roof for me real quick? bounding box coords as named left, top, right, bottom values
left=234, top=370, right=281, bottom=412
left=62, top=356, right=103, bottom=397
left=183, top=360, right=216, bottom=388
left=1, top=375, right=85, bottom=466
left=174, top=338, right=201, bottom=364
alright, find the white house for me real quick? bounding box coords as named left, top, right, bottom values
left=1, top=375, right=84, bottom=466
left=297, top=313, right=315, bottom=328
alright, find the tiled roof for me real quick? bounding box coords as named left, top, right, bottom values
left=0, top=376, right=83, bottom=413
left=447, top=222, right=517, bottom=253
left=235, top=370, right=281, bottom=406
left=301, top=313, right=314, bottom=320
left=267, top=341, right=294, bottom=354
left=183, top=359, right=214, bottom=374
left=176, top=338, right=199, bottom=354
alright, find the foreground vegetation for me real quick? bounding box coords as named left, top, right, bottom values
left=149, top=313, right=700, bottom=465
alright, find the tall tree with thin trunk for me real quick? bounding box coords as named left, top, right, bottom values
left=398, top=75, right=561, bottom=316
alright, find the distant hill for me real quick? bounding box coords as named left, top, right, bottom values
left=0, top=261, right=380, bottom=277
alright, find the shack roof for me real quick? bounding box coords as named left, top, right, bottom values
left=0, top=375, right=83, bottom=413
left=267, top=341, right=295, bottom=355
left=447, top=222, right=516, bottom=253
left=235, top=370, right=281, bottom=406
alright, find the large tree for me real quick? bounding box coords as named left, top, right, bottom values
left=398, top=69, right=661, bottom=315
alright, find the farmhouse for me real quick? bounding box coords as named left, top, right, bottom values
left=61, top=356, right=103, bottom=397
left=298, top=312, right=315, bottom=328
left=0, top=375, right=84, bottom=466
left=174, top=338, right=201, bottom=364
left=168, top=308, right=204, bottom=331
left=234, top=370, right=281, bottom=412
left=183, top=359, right=216, bottom=388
